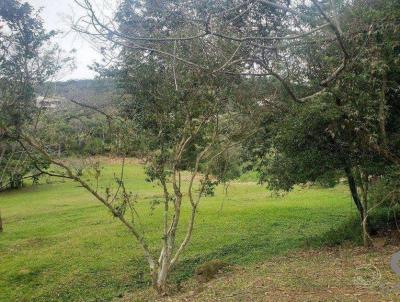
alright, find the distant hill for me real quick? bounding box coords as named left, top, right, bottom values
left=39, top=79, right=116, bottom=108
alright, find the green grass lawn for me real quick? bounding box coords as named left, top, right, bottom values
left=0, top=162, right=360, bottom=302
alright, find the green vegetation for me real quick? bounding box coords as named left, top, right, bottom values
left=1, top=0, right=400, bottom=300
left=0, top=162, right=358, bottom=302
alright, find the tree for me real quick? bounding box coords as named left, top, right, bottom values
left=0, top=139, right=43, bottom=191
left=100, top=8, right=262, bottom=290
left=329, top=0, right=400, bottom=245
left=71, top=0, right=348, bottom=99
left=2, top=0, right=262, bottom=293
left=18, top=58, right=258, bottom=294
left=73, top=0, right=400, bottom=247
left=117, top=57, right=257, bottom=291
left=71, top=0, right=400, bottom=165
left=0, top=208, right=2, bottom=233
left=245, top=0, right=400, bottom=247
left=246, top=94, right=382, bottom=246
left=0, top=0, right=70, bottom=190
left=0, top=0, right=73, bottom=237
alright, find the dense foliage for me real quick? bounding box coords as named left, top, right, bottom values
left=245, top=0, right=400, bottom=246
left=0, top=0, right=65, bottom=190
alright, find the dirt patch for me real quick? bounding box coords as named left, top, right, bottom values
left=116, top=242, right=400, bottom=302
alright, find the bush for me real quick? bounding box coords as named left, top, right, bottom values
left=369, top=167, right=400, bottom=209
left=368, top=206, right=400, bottom=235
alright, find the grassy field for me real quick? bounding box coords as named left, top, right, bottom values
left=0, top=161, right=361, bottom=302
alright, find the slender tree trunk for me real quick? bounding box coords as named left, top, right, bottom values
left=0, top=209, right=3, bottom=233
left=344, top=166, right=364, bottom=221
left=361, top=205, right=370, bottom=247
left=379, top=72, right=388, bottom=150
left=153, top=237, right=175, bottom=295
left=154, top=177, right=182, bottom=295
left=345, top=165, right=372, bottom=247
left=356, top=167, right=372, bottom=247
left=154, top=253, right=170, bottom=294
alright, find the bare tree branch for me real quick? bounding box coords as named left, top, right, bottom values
left=20, top=134, right=157, bottom=270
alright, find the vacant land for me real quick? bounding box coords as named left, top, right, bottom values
left=126, top=245, right=400, bottom=302
left=0, top=161, right=393, bottom=302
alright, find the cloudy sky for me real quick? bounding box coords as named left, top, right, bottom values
left=29, top=0, right=106, bottom=81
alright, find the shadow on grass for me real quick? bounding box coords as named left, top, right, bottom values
left=170, top=216, right=365, bottom=286
left=304, top=216, right=362, bottom=248
left=124, top=236, right=275, bottom=290
left=128, top=209, right=400, bottom=291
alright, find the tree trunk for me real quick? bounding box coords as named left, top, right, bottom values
left=344, top=166, right=364, bottom=221
left=379, top=71, right=388, bottom=150
left=357, top=168, right=372, bottom=248
left=0, top=209, right=3, bottom=233
left=152, top=253, right=170, bottom=295
left=155, top=263, right=169, bottom=294
left=362, top=213, right=370, bottom=247
left=344, top=166, right=371, bottom=247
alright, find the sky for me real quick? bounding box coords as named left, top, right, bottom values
left=29, top=0, right=106, bottom=81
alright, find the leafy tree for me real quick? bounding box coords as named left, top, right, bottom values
left=73, top=0, right=400, bottom=168
left=0, top=0, right=71, bottom=236
left=92, top=5, right=262, bottom=287
left=0, top=0, right=69, bottom=190
left=0, top=0, right=63, bottom=133
left=10, top=0, right=260, bottom=293
left=246, top=0, right=400, bottom=246
left=115, top=56, right=254, bottom=291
